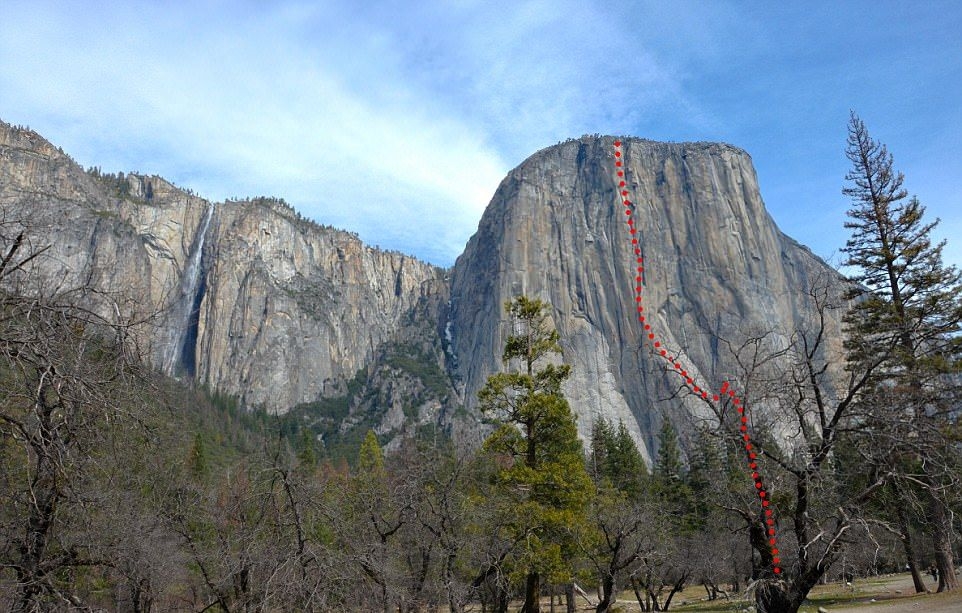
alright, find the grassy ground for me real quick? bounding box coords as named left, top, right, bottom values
left=502, top=572, right=962, bottom=612
left=667, top=572, right=961, bottom=613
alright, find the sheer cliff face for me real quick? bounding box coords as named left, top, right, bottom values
left=447, top=137, right=845, bottom=460
left=0, top=123, right=446, bottom=414
left=197, top=200, right=446, bottom=410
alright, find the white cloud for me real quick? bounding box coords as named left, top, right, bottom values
left=0, top=0, right=699, bottom=265
left=0, top=1, right=518, bottom=265
left=4, top=1, right=957, bottom=268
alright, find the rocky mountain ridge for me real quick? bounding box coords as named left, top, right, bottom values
left=0, top=120, right=847, bottom=457
left=0, top=121, right=454, bottom=452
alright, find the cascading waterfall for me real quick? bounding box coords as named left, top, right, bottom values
left=163, top=204, right=215, bottom=376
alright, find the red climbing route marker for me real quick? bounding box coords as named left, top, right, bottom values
left=612, top=139, right=781, bottom=575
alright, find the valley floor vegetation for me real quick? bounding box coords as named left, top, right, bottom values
left=1, top=115, right=961, bottom=613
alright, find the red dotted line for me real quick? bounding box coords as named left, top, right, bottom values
left=613, top=140, right=781, bottom=575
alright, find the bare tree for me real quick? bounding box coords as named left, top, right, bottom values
left=0, top=220, right=151, bottom=610
left=583, top=490, right=662, bottom=613
left=698, top=278, right=893, bottom=613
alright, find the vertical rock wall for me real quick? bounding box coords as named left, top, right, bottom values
left=447, top=136, right=846, bottom=459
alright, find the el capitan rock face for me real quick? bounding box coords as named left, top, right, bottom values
left=445, top=136, right=845, bottom=460
left=0, top=122, right=846, bottom=455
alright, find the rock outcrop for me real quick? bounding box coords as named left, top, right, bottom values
left=197, top=197, right=447, bottom=411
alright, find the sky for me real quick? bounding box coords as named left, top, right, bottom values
left=1, top=1, right=960, bottom=268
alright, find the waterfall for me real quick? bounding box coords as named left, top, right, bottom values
left=163, top=204, right=215, bottom=376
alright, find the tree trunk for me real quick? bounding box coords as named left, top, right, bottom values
left=897, top=504, right=928, bottom=594
left=496, top=585, right=510, bottom=613
left=930, top=492, right=959, bottom=592
left=703, top=579, right=723, bottom=601
left=382, top=581, right=392, bottom=613
left=522, top=571, right=541, bottom=613
left=14, top=462, right=57, bottom=613
left=755, top=568, right=825, bottom=613
left=630, top=577, right=649, bottom=612
left=663, top=573, right=687, bottom=610
left=755, top=580, right=804, bottom=613
left=596, top=573, right=615, bottom=612
left=565, top=583, right=576, bottom=613
left=130, top=576, right=153, bottom=613
left=906, top=555, right=928, bottom=595
left=446, top=551, right=462, bottom=612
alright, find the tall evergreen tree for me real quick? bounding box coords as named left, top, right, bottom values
left=586, top=418, right=653, bottom=612
left=655, top=418, right=683, bottom=484
left=478, top=296, right=593, bottom=613
left=589, top=417, right=615, bottom=484
left=589, top=417, right=647, bottom=499
left=341, top=430, right=404, bottom=612
left=188, top=431, right=209, bottom=479
left=686, top=424, right=724, bottom=525
left=842, top=112, right=962, bottom=591
left=653, top=417, right=698, bottom=536
left=612, top=421, right=648, bottom=498
left=296, top=427, right=318, bottom=469
left=358, top=429, right=385, bottom=476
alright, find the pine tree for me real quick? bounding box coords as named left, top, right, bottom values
left=478, top=296, right=593, bottom=613
left=297, top=427, right=317, bottom=469
left=589, top=418, right=647, bottom=499
left=842, top=112, right=962, bottom=591
left=586, top=419, right=652, bottom=612
left=358, top=429, right=385, bottom=477
left=612, top=421, right=648, bottom=498
left=686, top=424, right=723, bottom=525
left=842, top=112, right=962, bottom=374
left=653, top=418, right=695, bottom=531
left=188, top=431, right=209, bottom=479
left=654, top=418, right=683, bottom=485
left=342, top=430, right=400, bottom=611
left=589, top=417, right=615, bottom=484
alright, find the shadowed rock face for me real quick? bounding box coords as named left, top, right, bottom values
left=195, top=196, right=447, bottom=411
left=1, top=122, right=846, bottom=455
left=446, top=136, right=845, bottom=460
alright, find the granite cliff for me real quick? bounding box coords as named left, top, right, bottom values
left=0, top=122, right=846, bottom=456
left=0, top=122, right=453, bottom=451
left=445, top=137, right=846, bottom=460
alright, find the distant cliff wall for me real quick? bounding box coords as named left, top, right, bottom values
left=0, top=121, right=446, bottom=416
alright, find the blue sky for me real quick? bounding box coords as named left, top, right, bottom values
left=2, top=1, right=960, bottom=268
